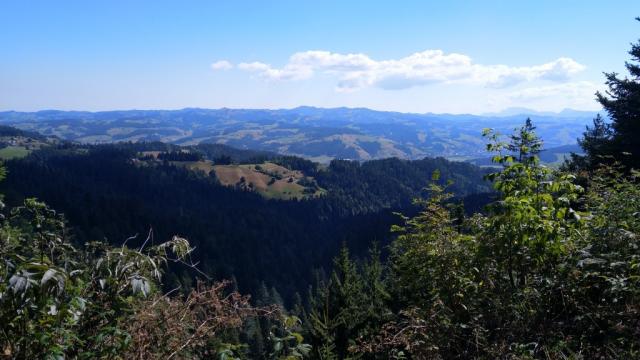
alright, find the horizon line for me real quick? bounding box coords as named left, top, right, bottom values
left=0, top=105, right=603, bottom=118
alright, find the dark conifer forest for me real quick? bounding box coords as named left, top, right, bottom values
left=0, top=141, right=490, bottom=302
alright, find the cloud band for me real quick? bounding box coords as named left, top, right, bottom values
left=212, top=50, right=585, bottom=91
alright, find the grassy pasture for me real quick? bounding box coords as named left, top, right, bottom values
left=138, top=154, right=326, bottom=200
left=173, top=160, right=215, bottom=174
left=213, top=162, right=324, bottom=200
left=0, top=146, right=31, bottom=160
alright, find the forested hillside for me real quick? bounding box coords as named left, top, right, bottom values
left=0, top=140, right=490, bottom=302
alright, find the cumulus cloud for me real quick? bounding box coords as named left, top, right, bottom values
left=211, top=60, right=233, bottom=70
left=228, top=50, right=586, bottom=91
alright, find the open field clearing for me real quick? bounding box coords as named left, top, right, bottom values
left=0, top=146, right=31, bottom=159
left=213, top=162, right=324, bottom=200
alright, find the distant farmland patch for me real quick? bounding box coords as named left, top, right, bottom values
left=135, top=151, right=326, bottom=200
left=213, top=162, right=325, bottom=200
left=0, top=146, right=31, bottom=160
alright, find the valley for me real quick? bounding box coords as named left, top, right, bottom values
left=0, top=107, right=597, bottom=162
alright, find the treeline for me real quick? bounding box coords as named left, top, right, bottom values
left=315, top=157, right=490, bottom=216
left=0, top=125, right=47, bottom=140
left=156, top=150, right=203, bottom=162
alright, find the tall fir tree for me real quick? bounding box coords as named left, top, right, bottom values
left=360, top=244, right=391, bottom=340
left=590, top=17, right=640, bottom=169
left=571, top=113, right=614, bottom=170
left=308, top=244, right=366, bottom=359
left=508, top=118, right=543, bottom=165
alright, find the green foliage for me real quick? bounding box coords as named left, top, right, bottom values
left=0, top=186, right=309, bottom=359
left=384, top=174, right=485, bottom=357
left=308, top=245, right=362, bottom=359
left=307, top=245, right=391, bottom=359
left=482, top=122, right=583, bottom=288
left=269, top=316, right=312, bottom=360
left=571, top=113, right=614, bottom=170
left=0, top=195, right=206, bottom=358
left=390, top=174, right=476, bottom=308
left=347, top=120, right=640, bottom=358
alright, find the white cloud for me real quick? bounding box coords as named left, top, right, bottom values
left=211, top=60, right=233, bottom=70
left=228, top=50, right=586, bottom=91
left=488, top=81, right=602, bottom=111
left=504, top=81, right=599, bottom=101
left=237, top=61, right=312, bottom=80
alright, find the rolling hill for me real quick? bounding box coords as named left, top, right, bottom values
left=0, top=107, right=597, bottom=162
left=0, top=134, right=492, bottom=300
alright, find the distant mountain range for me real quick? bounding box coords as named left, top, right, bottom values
left=0, top=107, right=598, bottom=162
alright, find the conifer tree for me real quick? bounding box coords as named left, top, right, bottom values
left=483, top=120, right=582, bottom=288
left=308, top=244, right=365, bottom=359
left=588, top=17, right=640, bottom=169
left=245, top=318, right=265, bottom=358
left=508, top=117, right=543, bottom=164
left=570, top=113, right=613, bottom=170
left=360, top=244, right=391, bottom=339
left=270, top=286, right=285, bottom=309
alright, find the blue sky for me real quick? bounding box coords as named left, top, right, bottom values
left=1, top=1, right=639, bottom=114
